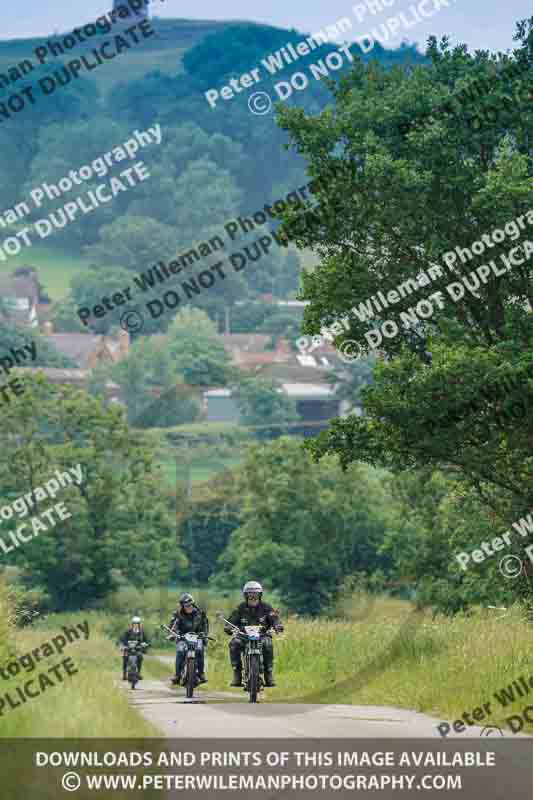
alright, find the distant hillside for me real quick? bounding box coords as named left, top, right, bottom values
left=0, top=16, right=428, bottom=312
left=0, top=17, right=272, bottom=95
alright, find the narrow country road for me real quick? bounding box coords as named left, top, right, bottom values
left=119, top=656, right=516, bottom=739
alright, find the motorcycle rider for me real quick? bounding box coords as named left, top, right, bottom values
left=119, top=615, right=150, bottom=681
left=224, top=581, right=284, bottom=688
left=169, top=593, right=209, bottom=685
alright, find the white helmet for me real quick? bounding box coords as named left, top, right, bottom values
left=243, top=581, right=263, bottom=596
left=132, top=616, right=141, bottom=624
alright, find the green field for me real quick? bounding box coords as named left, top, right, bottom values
left=8, top=246, right=100, bottom=300
left=158, top=453, right=243, bottom=487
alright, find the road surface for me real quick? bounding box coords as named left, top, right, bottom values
left=120, top=656, right=516, bottom=739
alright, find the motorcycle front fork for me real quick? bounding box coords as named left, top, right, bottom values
left=245, top=652, right=264, bottom=687
left=183, top=652, right=198, bottom=680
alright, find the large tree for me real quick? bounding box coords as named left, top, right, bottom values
left=0, top=374, right=185, bottom=608
left=166, top=307, right=236, bottom=386
left=214, top=437, right=392, bottom=614
left=110, top=336, right=201, bottom=428
left=85, top=215, right=178, bottom=271
left=275, top=18, right=533, bottom=525
left=51, top=263, right=134, bottom=334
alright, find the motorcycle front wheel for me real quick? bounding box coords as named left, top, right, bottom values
left=248, top=653, right=260, bottom=703
left=185, top=658, right=196, bottom=699
left=128, top=660, right=138, bottom=690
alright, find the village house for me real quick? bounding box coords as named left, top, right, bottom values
left=39, top=322, right=130, bottom=369
left=0, top=275, right=41, bottom=328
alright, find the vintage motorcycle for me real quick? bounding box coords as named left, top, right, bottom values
left=162, top=624, right=214, bottom=699
left=217, top=614, right=278, bottom=703
left=123, top=639, right=149, bottom=690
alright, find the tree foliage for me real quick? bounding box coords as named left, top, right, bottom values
left=0, top=322, right=75, bottom=368
left=0, top=374, right=186, bottom=608
left=275, top=19, right=533, bottom=523
left=166, top=307, right=235, bottom=386
left=214, top=437, right=392, bottom=614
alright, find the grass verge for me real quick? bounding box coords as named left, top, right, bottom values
left=0, top=609, right=160, bottom=738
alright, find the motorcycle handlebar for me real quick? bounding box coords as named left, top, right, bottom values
left=233, top=627, right=277, bottom=638
left=161, top=625, right=213, bottom=642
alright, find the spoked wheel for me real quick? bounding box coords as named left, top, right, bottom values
left=248, top=654, right=260, bottom=703
left=185, top=659, right=196, bottom=699
left=128, top=657, right=138, bottom=690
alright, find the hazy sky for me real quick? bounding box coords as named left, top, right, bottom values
left=2, top=0, right=530, bottom=56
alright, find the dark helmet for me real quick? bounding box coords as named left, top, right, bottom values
left=179, top=592, right=194, bottom=606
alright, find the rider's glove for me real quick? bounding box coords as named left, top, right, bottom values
left=224, top=624, right=233, bottom=635
left=275, top=625, right=284, bottom=634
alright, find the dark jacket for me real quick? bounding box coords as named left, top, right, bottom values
left=225, top=601, right=283, bottom=634
left=119, top=627, right=149, bottom=647
left=169, top=605, right=209, bottom=636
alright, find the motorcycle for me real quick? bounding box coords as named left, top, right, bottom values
left=217, top=614, right=277, bottom=704
left=123, top=640, right=149, bottom=690
left=162, top=624, right=215, bottom=699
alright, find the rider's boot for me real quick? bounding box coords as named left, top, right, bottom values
left=171, top=676, right=180, bottom=685
left=264, top=669, right=276, bottom=687
left=198, top=672, right=208, bottom=683
left=230, top=666, right=243, bottom=687
left=122, top=672, right=127, bottom=681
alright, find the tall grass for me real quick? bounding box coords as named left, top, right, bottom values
left=202, top=593, right=533, bottom=733
left=5, top=583, right=533, bottom=742
left=0, top=608, right=160, bottom=738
